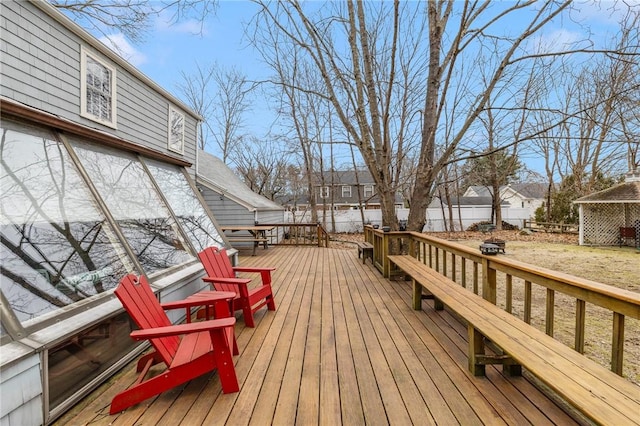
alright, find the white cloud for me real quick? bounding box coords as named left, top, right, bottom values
left=526, top=28, right=584, bottom=55
left=98, top=33, right=147, bottom=67
left=154, top=10, right=209, bottom=35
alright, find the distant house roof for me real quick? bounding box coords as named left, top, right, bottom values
left=574, top=181, right=640, bottom=204
left=429, top=196, right=509, bottom=207
left=312, top=170, right=375, bottom=185
left=465, top=183, right=547, bottom=199
left=196, top=150, right=284, bottom=211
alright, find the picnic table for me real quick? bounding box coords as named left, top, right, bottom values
left=221, top=225, right=275, bottom=255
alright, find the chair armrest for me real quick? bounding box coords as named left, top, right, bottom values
left=202, top=276, right=251, bottom=286
left=130, top=317, right=235, bottom=340
left=232, top=267, right=276, bottom=273
left=161, top=291, right=235, bottom=310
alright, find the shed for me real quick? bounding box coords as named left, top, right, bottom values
left=574, top=171, right=640, bottom=246
left=196, top=150, right=285, bottom=226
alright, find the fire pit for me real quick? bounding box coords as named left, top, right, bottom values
left=483, top=237, right=506, bottom=254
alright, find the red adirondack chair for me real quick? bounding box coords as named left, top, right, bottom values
left=198, top=247, right=276, bottom=327
left=110, top=274, right=239, bottom=414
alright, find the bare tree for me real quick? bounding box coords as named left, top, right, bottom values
left=176, top=62, right=216, bottom=151
left=230, top=136, right=291, bottom=201
left=50, top=0, right=216, bottom=43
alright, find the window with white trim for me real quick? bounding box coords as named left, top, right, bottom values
left=364, top=185, right=374, bottom=198
left=80, top=47, right=116, bottom=128
left=319, top=186, right=329, bottom=199
left=168, top=106, right=185, bottom=154
left=341, top=185, right=351, bottom=198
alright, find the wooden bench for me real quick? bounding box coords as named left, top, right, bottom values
left=387, top=254, right=640, bottom=426
left=226, top=237, right=268, bottom=256
left=356, top=241, right=374, bottom=264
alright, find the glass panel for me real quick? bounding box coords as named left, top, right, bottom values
left=144, top=159, right=224, bottom=252
left=48, top=311, right=139, bottom=409
left=0, top=120, right=132, bottom=324
left=68, top=140, right=195, bottom=274
left=168, top=107, right=184, bottom=153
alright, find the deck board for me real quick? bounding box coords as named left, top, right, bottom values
left=54, top=246, right=581, bottom=425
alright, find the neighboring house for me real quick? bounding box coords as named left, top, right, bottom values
left=312, top=170, right=403, bottom=210
left=196, top=150, right=286, bottom=227
left=574, top=171, right=640, bottom=246
left=463, top=182, right=547, bottom=218
left=426, top=196, right=512, bottom=232
left=0, top=2, right=227, bottom=424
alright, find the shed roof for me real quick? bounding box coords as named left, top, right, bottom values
left=196, top=150, right=284, bottom=211
left=574, top=181, right=640, bottom=204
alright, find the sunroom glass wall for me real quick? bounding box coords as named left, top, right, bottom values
left=0, top=120, right=133, bottom=326
left=144, top=159, right=224, bottom=252
left=68, top=140, right=196, bottom=275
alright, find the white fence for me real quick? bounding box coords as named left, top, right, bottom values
left=287, top=206, right=533, bottom=233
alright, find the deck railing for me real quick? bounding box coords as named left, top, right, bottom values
left=364, top=226, right=640, bottom=377
left=262, top=222, right=330, bottom=247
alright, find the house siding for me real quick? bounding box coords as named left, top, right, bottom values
left=1, top=1, right=198, bottom=165
left=0, top=353, right=43, bottom=426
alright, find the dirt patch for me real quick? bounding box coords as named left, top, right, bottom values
left=330, top=230, right=640, bottom=384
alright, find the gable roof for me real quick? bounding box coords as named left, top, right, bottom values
left=429, top=196, right=509, bottom=207
left=312, top=170, right=375, bottom=185
left=196, top=150, right=284, bottom=211
left=574, top=181, right=640, bottom=204
left=465, top=183, right=547, bottom=200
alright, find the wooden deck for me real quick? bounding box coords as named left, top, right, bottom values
left=55, top=246, right=581, bottom=425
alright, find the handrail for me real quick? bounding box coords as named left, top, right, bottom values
left=260, top=223, right=329, bottom=248
left=365, top=226, right=640, bottom=377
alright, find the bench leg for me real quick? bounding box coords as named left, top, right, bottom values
left=412, top=279, right=422, bottom=310
left=468, top=325, right=485, bottom=376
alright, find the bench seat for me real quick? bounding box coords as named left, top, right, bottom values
left=356, top=241, right=374, bottom=264
left=388, top=254, right=640, bottom=426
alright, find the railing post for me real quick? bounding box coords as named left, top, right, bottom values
left=482, top=258, right=496, bottom=304
left=382, top=231, right=390, bottom=278
left=612, top=312, right=625, bottom=375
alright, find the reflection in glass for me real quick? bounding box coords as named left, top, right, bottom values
left=68, top=140, right=195, bottom=274
left=145, top=159, right=224, bottom=252
left=48, top=311, right=138, bottom=409
left=0, top=120, right=131, bottom=324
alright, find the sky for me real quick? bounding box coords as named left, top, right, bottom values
left=88, top=1, right=636, bottom=170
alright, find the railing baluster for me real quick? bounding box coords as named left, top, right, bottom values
left=546, top=288, right=555, bottom=337
left=524, top=280, right=532, bottom=324
left=505, top=274, right=512, bottom=313
left=612, top=313, right=625, bottom=375
left=575, top=299, right=586, bottom=353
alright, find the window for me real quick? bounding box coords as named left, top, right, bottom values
left=0, top=119, right=133, bottom=326
left=364, top=185, right=374, bottom=198
left=69, top=139, right=195, bottom=275
left=144, top=159, right=224, bottom=252
left=80, top=47, right=116, bottom=128
left=342, top=185, right=352, bottom=198
left=168, top=106, right=185, bottom=154
left=319, top=186, right=329, bottom=199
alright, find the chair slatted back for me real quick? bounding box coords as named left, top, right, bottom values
left=115, top=274, right=179, bottom=365
left=199, top=247, right=236, bottom=293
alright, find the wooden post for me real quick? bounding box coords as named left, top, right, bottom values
left=382, top=232, right=390, bottom=278
left=505, top=274, right=513, bottom=313
left=461, top=258, right=467, bottom=288
left=546, top=289, right=555, bottom=337
left=612, top=312, right=625, bottom=375
left=451, top=254, right=456, bottom=283
left=468, top=325, right=485, bottom=376
left=575, top=299, right=586, bottom=353
left=524, top=281, right=532, bottom=324
left=482, top=258, right=496, bottom=304
left=412, top=278, right=422, bottom=310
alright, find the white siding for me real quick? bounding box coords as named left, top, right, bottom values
left=0, top=354, right=43, bottom=426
